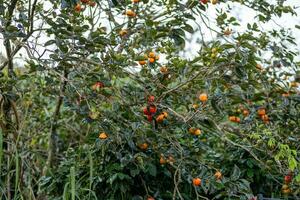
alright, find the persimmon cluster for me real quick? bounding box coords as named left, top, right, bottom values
left=282, top=171, right=293, bottom=194
left=257, top=108, right=269, bottom=124
left=139, top=52, right=160, bottom=65
left=143, top=95, right=157, bottom=122
left=74, top=0, right=96, bottom=12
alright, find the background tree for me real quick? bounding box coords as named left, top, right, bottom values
left=0, top=0, right=300, bottom=199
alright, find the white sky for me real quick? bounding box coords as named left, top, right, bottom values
left=184, top=0, right=300, bottom=58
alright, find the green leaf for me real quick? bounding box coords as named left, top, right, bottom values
left=231, top=165, right=241, bottom=181
left=146, top=163, right=157, bottom=177
left=288, top=157, right=297, bottom=171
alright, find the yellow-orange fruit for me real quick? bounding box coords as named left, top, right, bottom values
left=189, top=128, right=195, bottom=134
left=192, top=104, right=199, bottom=109
left=149, top=58, right=155, bottom=63
left=192, top=178, right=202, bottom=186
left=243, top=109, right=249, bottom=117
left=119, top=29, right=128, bottom=36
left=162, top=112, right=168, bottom=118
left=194, top=129, right=201, bottom=136
left=98, top=132, right=108, bottom=139
left=261, top=114, right=269, bottom=122
left=148, top=52, right=155, bottom=58
left=139, top=60, right=147, bottom=65
left=156, top=114, right=165, bottom=123
left=74, top=3, right=82, bottom=12
left=214, top=171, right=222, bottom=180
left=159, top=156, right=166, bottom=165
left=257, top=108, right=266, bottom=116
left=125, top=10, right=136, bottom=17
left=138, top=143, right=148, bottom=150
left=229, top=116, right=236, bottom=122
left=199, top=93, right=208, bottom=102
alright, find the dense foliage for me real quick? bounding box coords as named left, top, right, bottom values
left=0, top=0, right=300, bottom=199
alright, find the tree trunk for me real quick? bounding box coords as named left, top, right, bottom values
left=43, top=69, right=68, bottom=175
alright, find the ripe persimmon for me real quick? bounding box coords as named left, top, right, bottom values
left=125, top=10, right=136, bottom=17
left=199, top=93, right=208, bottom=102
left=149, top=105, right=157, bottom=114
left=149, top=58, right=155, bottom=63
left=147, top=115, right=153, bottom=122
left=162, top=111, right=168, bottom=118
left=156, top=114, right=165, bottom=123
left=284, top=175, right=292, bottom=184
left=139, top=60, right=147, bottom=65
left=192, top=104, right=199, bottom=109
left=98, top=132, right=108, bottom=139
left=282, top=188, right=291, bottom=194
left=148, top=52, right=155, bottom=58
left=261, top=114, right=269, bottom=122
left=143, top=107, right=150, bottom=115
left=159, top=156, right=166, bottom=165
left=192, top=178, right=201, bottom=186
left=189, top=127, right=195, bottom=134
left=214, top=171, right=222, bottom=180
left=257, top=108, right=266, bottom=116
left=282, top=184, right=291, bottom=194
left=243, top=109, right=249, bottom=116
left=132, top=0, right=140, bottom=3
left=74, top=3, right=82, bottom=12
left=282, top=184, right=289, bottom=190
left=138, top=143, right=148, bottom=150
left=194, top=129, right=201, bottom=136
left=148, top=95, right=155, bottom=102
left=229, top=116, right=236, bottom=122
left=119, top=29, right=128, bottom=36
left=229, top=116, right=240, bottom=123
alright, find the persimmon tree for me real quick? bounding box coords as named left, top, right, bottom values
left=0, top=0, right=300, bottom=199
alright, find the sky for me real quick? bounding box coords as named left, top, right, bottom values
left=0, top=0, right=300, bottom=67
left=184, top=0, right=300, bottom=58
